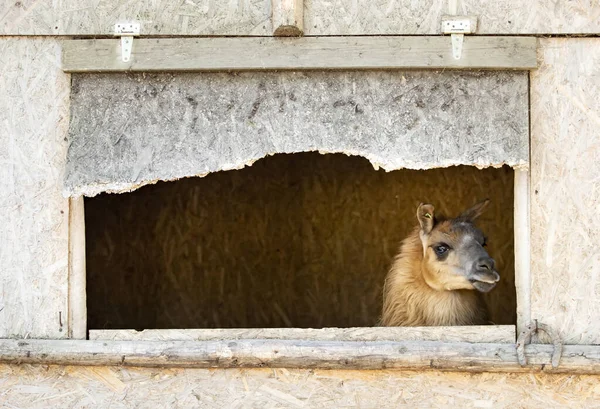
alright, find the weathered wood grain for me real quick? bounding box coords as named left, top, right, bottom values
left=89, top=326, right=516, bottom=343
left=61, top=37, right=537, bottom=73
left=2, top=0, right=599, bottom=35
left=530, top=38, right=600, bottom=345
left=514, top=170, right=531, bottom=334
left=68, top=197, right=86, bottom=339
left=1, top=338, right=599, bottom=374
left=0, top=38, right=70, bottom=339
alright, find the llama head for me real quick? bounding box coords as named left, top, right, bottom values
left=416, top=199, right=500, bottom=293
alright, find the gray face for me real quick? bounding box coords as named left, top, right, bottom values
left=432, top=221, right=500, bottom=293
left=417, top=200, right=500, bottom=293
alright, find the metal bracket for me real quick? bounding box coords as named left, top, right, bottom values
left=114, top=23, right=140, bottom=63
left=441, top=16, right=477, bottom=60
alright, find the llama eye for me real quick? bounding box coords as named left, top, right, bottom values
left=434, top=244, right=450, bottom=256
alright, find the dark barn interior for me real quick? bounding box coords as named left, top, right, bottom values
left=85, top=152, right=515, bottom=330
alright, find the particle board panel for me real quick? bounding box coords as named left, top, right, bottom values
left=0, top=38, right=70, bottom=338
left=304, top=0, right=600, bottom=35
left=1, top=365, right=599, bottom=408
left=64, top=70, right=529, bottom=197
left=0, top=0, right=272, bottom=35
left=530, top=38, right=600, bottom=345
left=2, top=0, right=599, bottom=35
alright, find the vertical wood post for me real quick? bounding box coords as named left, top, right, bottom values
left=272, top=0, right=303, bottom=36
left=514, top=170, right=531, bottom=337
left=68, top=197, right=87, bottom=339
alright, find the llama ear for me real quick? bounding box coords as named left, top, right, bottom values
left=459, top=199, right=490, bottom=221
left=417, top=203, right=435, bottom=234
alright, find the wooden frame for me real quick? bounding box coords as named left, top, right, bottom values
left=1, top=338, right=598, bottom=374
left=68, top=197, right=87, bottom=339
left=55, top=51, right=535, bottom=371
left=514, top=170, right=531, bottom=333
left=89, top=326, right=515, bottom=343
left=61, top=36, right=537, bottom=73
left=67, top=170, right=530, bottom=349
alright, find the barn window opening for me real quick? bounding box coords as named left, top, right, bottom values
left=64, top=68, right=528, bottom=338
left=84, top=153, right=516, bottom=330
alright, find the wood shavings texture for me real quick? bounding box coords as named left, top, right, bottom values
left=530, top=38, right=600, bottom=345
left=1, top=365, right=600, bottom=408
left=2, top=1, right=600, bottom=35
left=305, top=0, right=600, bottom=35
left=0, top=38, right=70, bottom=338
left=64, top=71, right=528, bottom=197
left=0, top=0, right=272, bottom=35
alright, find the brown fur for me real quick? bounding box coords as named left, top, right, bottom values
left=380, top=201, right=498, bottom=327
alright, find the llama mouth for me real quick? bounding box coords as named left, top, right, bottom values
left=470, top=280, right=497, bottom=293
left=469, top=271, right=500, bottom=293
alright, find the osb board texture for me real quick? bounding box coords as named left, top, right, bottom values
left=2, top=366, right=600, bottom=409
left=1, top=0, right=599, bottom=35
left=304, top=0, right=600, bottom=35
left=530, top=39, right=600, bottom=345
left=0, top=0, right=273, bottom=35
left=64, top=71, right=528, bottom=197
left=0, top=38, right=70, bottom=338
left=85, top=153, right=515, bottom=330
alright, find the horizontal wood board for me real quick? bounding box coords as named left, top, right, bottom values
left=61, top=37, right=537, bottom=73
left=1, top=338, right=599, bottom=374
left=89, top=326, right=516, bottom=343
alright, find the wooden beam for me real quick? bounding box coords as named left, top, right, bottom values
left=61, top=36, right=537, bottom=73
left=272, top=0, right=303, bottom=36
left=89, top=326, right=515, bottom=343
left=68, top=197, right=87, bottom=339
left=1, top=339, right=599, bottom=374
left=514, top=170, right=531, bottom=335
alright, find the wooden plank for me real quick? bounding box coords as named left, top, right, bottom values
left=2, top=0, right=600, bottom=36
left=530, top=38, right=600, bottom=345
left=272, top=0, right=303, bottom=36
left=61, top=36, right=537, bottom=73
left=0, top=38, right=71, bottom=339
left=89, top=326, right=515, bottom=343
left=68, top=197, right=87, bottom=339
left=1, top=338, right=600, bottom=374
left=514, top=170, right=531, bottom=334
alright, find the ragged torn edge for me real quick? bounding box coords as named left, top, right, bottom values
left=62, top=150, right=529, bottom=198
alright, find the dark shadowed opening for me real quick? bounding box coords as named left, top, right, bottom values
left=85, top=152, right=515, bottom=330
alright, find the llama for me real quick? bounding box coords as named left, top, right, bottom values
left=380, top=200, right=500, bottom=327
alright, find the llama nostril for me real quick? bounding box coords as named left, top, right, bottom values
left=477, top=258, right=494, bottom=271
